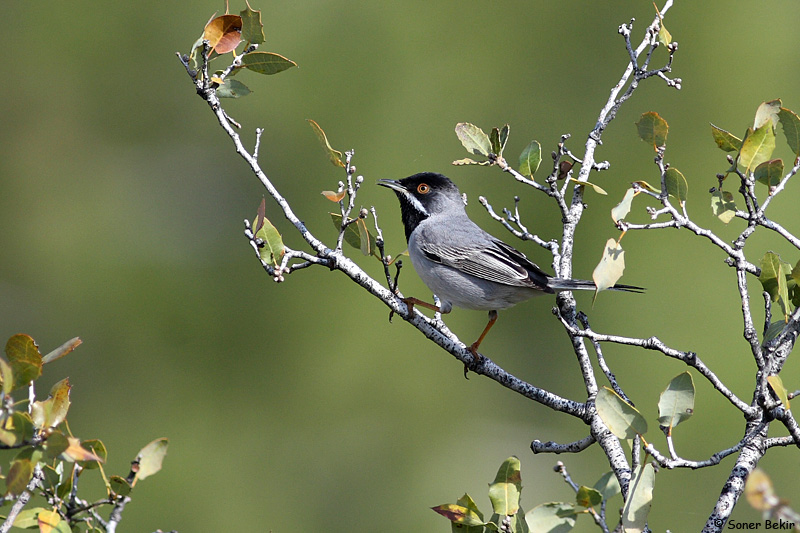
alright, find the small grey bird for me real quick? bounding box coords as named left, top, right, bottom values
left=379, top=172, right=643, bottom=355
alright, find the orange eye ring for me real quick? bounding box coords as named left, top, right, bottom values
left=417, top=183, right=430, bottom=194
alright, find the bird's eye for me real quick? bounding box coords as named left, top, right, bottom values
left=417, top=183, right=430, bottom=194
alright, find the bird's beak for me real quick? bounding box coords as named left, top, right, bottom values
left=377, top=179, right=408, bottom=193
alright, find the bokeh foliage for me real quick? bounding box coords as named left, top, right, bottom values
left=2, top=1, right=800, bottom=531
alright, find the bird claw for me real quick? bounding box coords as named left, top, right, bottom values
left=463, top=345, right=483, bottom=378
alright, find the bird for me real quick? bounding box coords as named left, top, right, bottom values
left=378, top=172, right=643, bottom=359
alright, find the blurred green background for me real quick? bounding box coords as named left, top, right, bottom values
left=2, top=0, right=799, bottom=531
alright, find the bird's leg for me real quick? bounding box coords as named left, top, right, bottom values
left=465, top=310, right=497, bottom=376
left=401, top=297, right=440, bottom=317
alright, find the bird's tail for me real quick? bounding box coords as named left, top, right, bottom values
left=548, top=279, right=645, bottom=293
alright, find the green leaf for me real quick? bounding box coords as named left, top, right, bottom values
left=330, top=213, right=378, bottom=258
left=0, top=412, right=31, bottom=447
left=740, top=123, right=776, bottom=173
left=135, top=438, right=169, bottom=482
left=45, top=431, right=70, bottom=459
left=595, top=386, right=648, bottom=439
left=754, top=99, right=781, bottom=130
left=611, top=188, right=636, bottom=223
left=489, top=124, right=510, bottom=156
left=754, top=159, right=784, bottom=187
left=432, top=504, right=486, bottom=526
left=767, top=375, right=790, bottom=409
left=110, top=475, right=133, bottom=497
left=78, top=439, right=107, bottom=470
left=42, top=337, right=82, bottom=364
left=307, top=119, right=345, bottom=167
left=356, top=218, right=371, bottom=256
left=6, top=458, right=33, bottom=496
left=592, top=239, right=625, bottom=295
left=759, top=251, right=790, bottom=319
left=657, top=372, right=695, bottom=432
left=12, top=508, right=46, bottom=529
left=4, top=334, right=43, bottom=391
left=525, top=502, right=578, bottom=533
left=240, top=1, right=265, bottom=44
left=764, top=321, right=786, bottom=344
left=710, top=123, right=743, bottom=152
left=519, top=141, right=542, bottom=177
left=778, top=107, right=800, bottom=156
left=622, top=463, right=656, bottom=533
left=31, top=378, right=71, bottom=429
left=664, top=167, right=688, bottom=206
left=452, top=494, right=489, bottom=532
left=241, top=51, right=297, bottom=75
left=710, top=190, right=737, bottom=224
left=455, top=123, right=492, bottom=157
left=488, top=457, right=522, bottom=516
left=635, top=112, right=669, bottom=150
left=592, top=472, right=621, bottom=501
left=576, top=486, right=602, bottom=508
left=253, top=202, right=285, bottom=268
left=217, top=78, right=252, bottom=98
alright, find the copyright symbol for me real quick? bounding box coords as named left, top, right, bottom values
left=714, top=519, right=724, bottom=528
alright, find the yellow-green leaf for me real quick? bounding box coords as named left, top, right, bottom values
left=431, top=504, right=485, bottom=526
left=488, top=457, right=522, bottom=516
left=759, top=251, right=790, bottom=319
left=767, top=375, right=790, bottom=409
left=710, top=123, right=742, bottom=152
left=592, top=239, right=625, bottom=295
left=255, top=214, right=285, bottom=267
left=134, top=438, right=169, bottom=483
left=37, top=509, right=61, bottom=533
left=5, top=334, right=43, bottom=391
left=744, top=469, right=774, bottom=512
left=664, top=167, right=688, bottom=206
left=569, top=177, right=607, bottom=195
left=622, top=463, right=656, bottom=533
left=740, top=123, right=776, bottom=173
left=754, top=159, right=784, bottom=188
left=611, top=188, right=636, bottom=223
left=307, top=119, right=345, bottom=167
left=636, top=112, right=669, bottom=150
left=31, top=378, right=71, bottom=429
left=754, top=99, right=781, bottom=130
left=576, top=486, right=603, bottom=508
left=710, top=190, right=736, bottom=224
left=455, top=123, right=492, bottom=157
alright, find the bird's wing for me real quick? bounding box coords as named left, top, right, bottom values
left=419, top=238, right=555, bottom=292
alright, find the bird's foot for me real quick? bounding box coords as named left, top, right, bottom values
left=463, top=344, right=483, bottom=379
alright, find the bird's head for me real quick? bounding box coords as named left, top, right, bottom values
left=378, top=172, right=466, bottom=241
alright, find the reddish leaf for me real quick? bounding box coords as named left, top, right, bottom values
left=203, top=15, right=242, bottom=55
